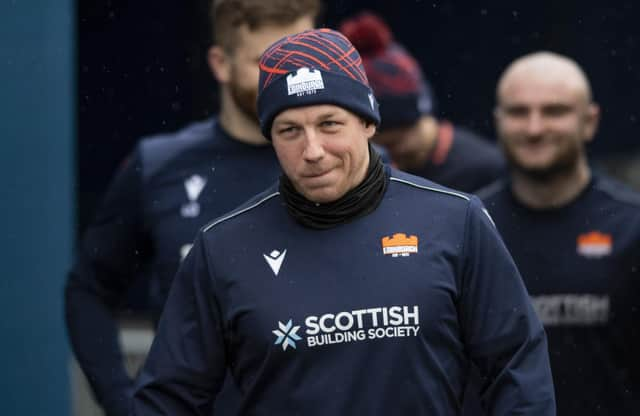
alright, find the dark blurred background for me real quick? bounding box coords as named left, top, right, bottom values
left=78, top=0, right=640, bottom=230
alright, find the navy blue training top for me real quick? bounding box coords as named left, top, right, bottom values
left=65, top=118, right=281, bottom=415
left=480, top=175, right=640, bottom=414
left=133, top=167, right=555, bottom=415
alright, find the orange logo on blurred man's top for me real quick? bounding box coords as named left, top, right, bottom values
left=381, top=233, right=419, bottom=257
left=577, top=231, right=612, bottom=258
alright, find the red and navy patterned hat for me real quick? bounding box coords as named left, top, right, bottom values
left=257, top=28, right=381, bottom=140
left=340, top=12, right=435, bottom=130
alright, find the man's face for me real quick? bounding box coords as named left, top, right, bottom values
left=227, top=17, right=314, bottom=121
left=271, top=105, right=375, bottom=203
left=495, top=72, right=598, bottom=180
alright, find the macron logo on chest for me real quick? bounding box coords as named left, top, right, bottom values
left=263, top=249, right=287, bottom=276
left=185, top=174, right=207, bottom=201
left=181, top=174, right=207, bottom=218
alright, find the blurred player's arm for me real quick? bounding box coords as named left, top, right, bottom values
left=460, top=197, right=556, bottom=415
left=132, top=232, right=226, bottom=415
left=65, top=149, right=150, bottom=416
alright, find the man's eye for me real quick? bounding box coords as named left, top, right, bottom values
left=279, top=126, right=297, bottom=134
left=544, top=105, right=571, bottom=117
left=321, top=120, right=339, bottom=128
left=505, top=107, right=528, bottom=117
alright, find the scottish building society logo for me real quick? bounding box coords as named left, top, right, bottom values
left=273, top=305, right=420, bottom=351
left=273, top=320, right=302, bottom=350
left=286, top=67, right=325, bottom=96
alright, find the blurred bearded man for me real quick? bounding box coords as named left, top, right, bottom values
left=480, top=51, right=640, bottom=414
left=64, top=1, right=319, bottom=415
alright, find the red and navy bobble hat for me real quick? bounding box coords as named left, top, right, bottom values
left=257, top=28, right=381, bottom=140
left=340, top=12, right=435, bottom=130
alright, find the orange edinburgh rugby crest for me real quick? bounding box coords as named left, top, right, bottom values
left=576, top=231, right=612, bottom=258
left=381, top=233, right=419, bottom=257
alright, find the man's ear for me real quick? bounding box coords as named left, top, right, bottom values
left=582, top=102, right=600, bottom=143
left=207, top=45, right=231, bottom=84
left=364, top=120, right=377, bottom=140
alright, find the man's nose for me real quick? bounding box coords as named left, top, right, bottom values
left=525, top=112, right=544, bottom=136
left=302, top=129, right=325, bottom=162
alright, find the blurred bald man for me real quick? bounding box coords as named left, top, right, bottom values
left=478, top=51, right=640, bottom=414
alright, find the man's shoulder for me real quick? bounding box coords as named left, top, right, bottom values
left=388, top=167, right=472, bottom=205
left=475, top=179, right=510, bottom=203
left=137, top=118, right=217, bottom=180
left=201, top=183, right=281, bottom=236
left=451, top=125, right=495, bottom=146
left=451, top=125, right=503, bottom=162
left=592, top=173, right=640, bottom=210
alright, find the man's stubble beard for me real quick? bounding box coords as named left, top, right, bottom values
left=502, top=136, right=584, bottom=183
left=229, top=77, right=259, bottom=122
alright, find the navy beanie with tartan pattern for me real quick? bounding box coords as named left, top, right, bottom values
left=257, top=28, right=381, bottom=140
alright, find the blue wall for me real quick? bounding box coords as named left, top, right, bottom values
left=0, top=1, right=74, bottom=415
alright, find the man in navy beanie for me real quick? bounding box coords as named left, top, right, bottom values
left=131, top=28, right=555, bottom=415
left=340, top=12, right=505, bottom=193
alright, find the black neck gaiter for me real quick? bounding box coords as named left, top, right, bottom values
left=279, top=143, right=388, bottom=229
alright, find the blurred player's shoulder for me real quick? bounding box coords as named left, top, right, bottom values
left=202, top=183, right=280, bottom=235
left=593, top=173, right=640, bottom=209
left=450, top=125, right=505, bottom=168
left=389, top=166, right=472, bottom=205
left=475, top=178, right=509, bottom=202
left=138, top=117, right=217, bottom=180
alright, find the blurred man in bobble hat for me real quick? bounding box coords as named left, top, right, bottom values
left=132, top=28, right=555, bottom=415
left=341, top=12, right=505, bottom=193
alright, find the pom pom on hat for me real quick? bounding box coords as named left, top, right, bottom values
left=340, top=12, right=435, bottom=130
left=339, top=11, right=392, bottom=56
